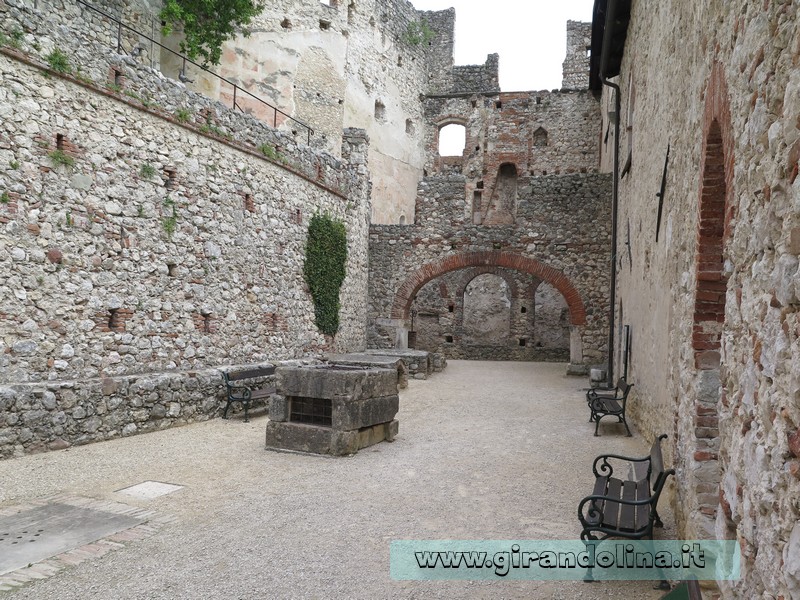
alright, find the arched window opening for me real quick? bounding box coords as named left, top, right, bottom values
left=438, top=123, right=466, bottom=156
left=533, top=127, right=548, bottom=147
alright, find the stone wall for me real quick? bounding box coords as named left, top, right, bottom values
left=424, top=89, right=602, bottom=229
left=561, top=21, right=591, bottom=90
left=598, top=1, right=800, bottom=598
left=0, top=2, right=371, bottom=457
left=164, top=0, right=449, bottom=226
left=368, top=172, right=612, bottom=369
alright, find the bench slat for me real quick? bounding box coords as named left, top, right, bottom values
left=226, top=367, right=276, bottom=381
left=619, top=480, right=638, bottom=531
left=635, top=478, right=651, bottom=531
left=604, top=478, right=622, bottom=528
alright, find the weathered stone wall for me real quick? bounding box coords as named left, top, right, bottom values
left=561, top=20, right=591, bottom=90
left=165, top=0, right=447, bottom=226
left=0, top=2, right=371, bottom=456
left=424, top=89, right=602, bottom=228
left=368, top=172, right=612, bottom=369
left=600, top=1, right=800, bottom=598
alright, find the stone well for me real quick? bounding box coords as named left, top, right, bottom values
left=265, top=365, right=399, bottom=456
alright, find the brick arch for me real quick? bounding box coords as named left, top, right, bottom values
left=391, top=251, right=586, bottom=326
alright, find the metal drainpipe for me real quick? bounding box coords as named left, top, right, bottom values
left=600, top=0, right=620, bottom=386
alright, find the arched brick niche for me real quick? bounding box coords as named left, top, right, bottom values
left=693, top=64, right=735, bottom=370
left=391, top=250, right=586, bottom=326
left=687, top=61, right=735, bottom=531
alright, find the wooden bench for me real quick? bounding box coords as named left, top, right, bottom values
left=578, top=433, right=674, bottom=542
left=586, top=377, right=633, bottom=436
left=221, top=366, right=276, bottom=423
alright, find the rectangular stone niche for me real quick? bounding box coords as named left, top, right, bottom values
left=266, top=365, right=399, bottom=456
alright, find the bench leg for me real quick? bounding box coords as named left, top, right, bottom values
left=594, top=415, right=602, bottom=436
left=622, top=416, right=632, bottom=437
left=243, top=400, right=250, bottom=423
left=222, top=399, right=233, bottom=419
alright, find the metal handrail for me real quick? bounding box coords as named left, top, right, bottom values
left=73, top=0, right=314, bottom=144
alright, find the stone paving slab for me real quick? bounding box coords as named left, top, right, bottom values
left=0, top=502, right=143, bottom=575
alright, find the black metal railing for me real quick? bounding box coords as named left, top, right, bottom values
left=73, top=0, right=314, bottom=144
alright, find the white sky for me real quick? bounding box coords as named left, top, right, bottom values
left=410, top=0, right=595, bottom=92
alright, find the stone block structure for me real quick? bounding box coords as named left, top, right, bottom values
left=591, top=0, right=800, bottom=597
left=266, top=364, right=399, bottom=455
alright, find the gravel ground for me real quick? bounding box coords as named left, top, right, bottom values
left=0, top=360, right=677, bottom=599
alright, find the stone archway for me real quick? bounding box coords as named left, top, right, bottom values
left=389, top=250, right=587, bottom=366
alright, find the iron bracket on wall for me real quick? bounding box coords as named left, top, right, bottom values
left=655, top=144, right=670, bottom=242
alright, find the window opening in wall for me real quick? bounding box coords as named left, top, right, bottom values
left=533, top=127, right=548, bottom=147
left=399, top=215, right=406, bottom=225
left=519, top=338, right=527, bottom=347
left=319, top=19, right=331, bottom=30
left=495, top=101, right=502, bottom=109
left=445, top=335, right=453, bottom=343
left=111, top=68, right=123, bottom=87
left=536, top=96, right=542, bottom=105
left=476, top=180, right=484, bottom=189
left=521, top=306, right=527, bottom=313
left=164, top=167, right=177, bottom=189
left=405, top=119, right=415, bottom=135
left=437, top=123, right=466, bottom=156
left=448, top=304, right=454, bottom=313
left=167, top=263, right=177, bottom=277
left=244, top=193, right=254, bottom=213
left=321, top=0, right=338, bottom=6
left=374, top=99, right=386, bottom=121
left=397, top=56, right=402, bottom=67
left=108, top=308, right=121, bottom=331
left=281, top=18, right=291, bottom=29
left=56, top=134, right=64, bottom=151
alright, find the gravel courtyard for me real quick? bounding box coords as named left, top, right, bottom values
left=0, top=361, right=677, bottom=599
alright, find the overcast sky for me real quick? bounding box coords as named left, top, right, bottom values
left=410, top=0, right=596, bottom=91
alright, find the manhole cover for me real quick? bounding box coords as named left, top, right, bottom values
left=116, top=481, right=184, bottom=500
left=0, top=503, right=144, bottom=575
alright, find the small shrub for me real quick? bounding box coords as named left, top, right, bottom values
left=175, top=108, right=191, bottom=123
left=106, top=82, right=122, bottom=93
left=259, top=143, right=277, bottom=160
left=9, top=160, right=19, bottom=170
left=0, top=191, right=10, bottom=204
left=45, top=48, right=71, bottom=74
left=48, top=149, right=74, bottom=168
left=405, top=20, right=434, bottom=46
left=162, top=215, right=177, bottom=236
left=139, top=163, right=156, bottom=179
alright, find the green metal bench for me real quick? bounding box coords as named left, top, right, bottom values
left=221, top=366, right=276, bottom=423
left=578, top=434, right=674, bottom=541
left=586, top=377, right=633, bottom=436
